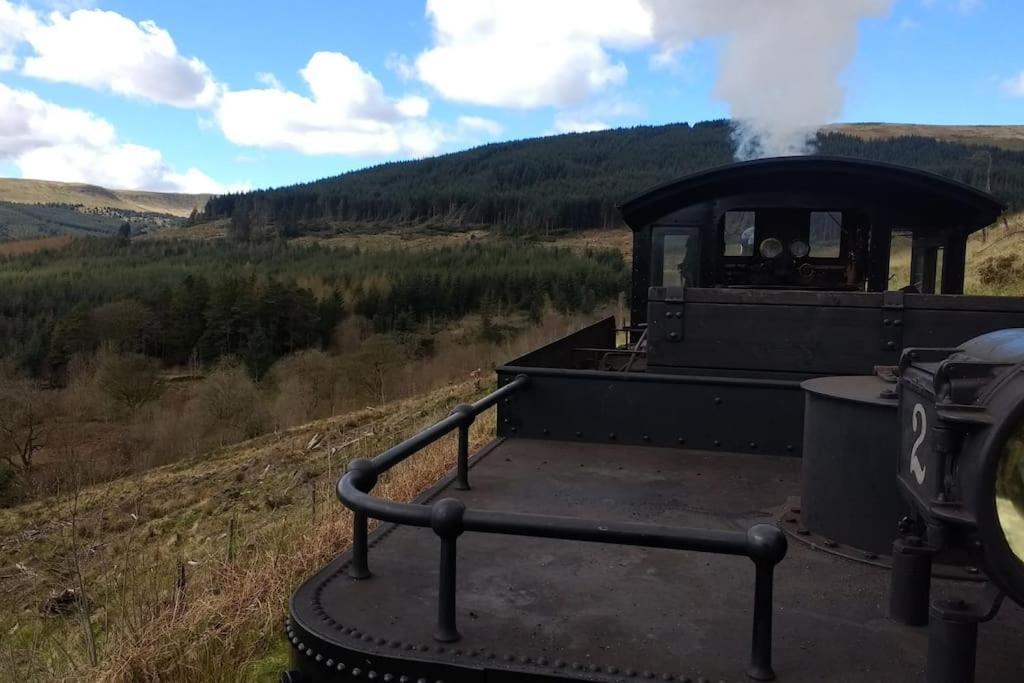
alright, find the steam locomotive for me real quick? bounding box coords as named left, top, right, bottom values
left=284, top=157, right=1024, bottom=682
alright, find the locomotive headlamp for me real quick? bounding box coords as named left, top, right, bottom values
left=896, top=329, right=1024, bottom=607
left=893, top=330, right=1024, bottom=683
left=758, top=237, right=784, bottom=259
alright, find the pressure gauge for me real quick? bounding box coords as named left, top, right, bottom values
left=759, top=238, right=784, bottom=259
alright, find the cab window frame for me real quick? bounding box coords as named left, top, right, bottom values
left=651, top=225, right=701, bottom=288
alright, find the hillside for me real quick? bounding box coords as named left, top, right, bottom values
left=0, top=377, right=494, bottom=680
left=827, top=123, right=1024, bottom=152
left=201, top=120, right=1024, bottom=237
left=0, top=178, right=208, bottom=217
left=0, top=201, right=187, bottom=242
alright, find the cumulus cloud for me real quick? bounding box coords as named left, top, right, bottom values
left=0, top=0, right=37, bottom=70
left=21, top=6, right=218, bottom=107
left=414, top=0, right=651, bottom=108
left=414, top=0, right=890, bottom=160
left=1002, top=71, right=1024, bottom=98
left=0, top=1, right=216, bottom=106
left=643, top=0, right=892, bottom=159
left=217, top=51, right=444, bottom=157
left=0, top=82, right=239, bottom=193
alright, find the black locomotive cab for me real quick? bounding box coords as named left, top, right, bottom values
left=286, top=157, right=1024, bottom=683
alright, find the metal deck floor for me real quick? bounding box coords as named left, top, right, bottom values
left=291, top=439, right=1024, bottom=682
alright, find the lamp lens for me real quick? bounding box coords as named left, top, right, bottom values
left=996, top=425, right=1024, bottom=563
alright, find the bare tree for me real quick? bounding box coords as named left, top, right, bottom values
left=94, top=350, right=162, bottom=415
left=347, top=335, right=405, bottom=406
left=0, top=378, right=46, bottom=482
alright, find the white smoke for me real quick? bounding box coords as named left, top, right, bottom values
left=643, top=1, right=892, bottom=159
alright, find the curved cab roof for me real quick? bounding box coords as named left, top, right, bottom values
left=618, top=155, right=1005, bottom=233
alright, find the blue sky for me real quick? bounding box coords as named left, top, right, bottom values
left=0, top=0, right=1021, bottom=193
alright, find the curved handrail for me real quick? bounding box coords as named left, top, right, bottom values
left=334, top=372, right=787, bottom=681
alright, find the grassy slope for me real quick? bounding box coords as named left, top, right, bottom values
left=0, top=178, right=208, bottom=217
left=0, top=378, right=495, bottom=681
left=825, top=123, right=1024, bottom=151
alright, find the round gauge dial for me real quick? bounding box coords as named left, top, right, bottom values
left=790, top=240, right=810, bottom=258
left=759, top=238, right=784, bottom=259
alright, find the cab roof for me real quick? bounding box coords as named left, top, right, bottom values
left=618, top=156, right=1005, bottom=233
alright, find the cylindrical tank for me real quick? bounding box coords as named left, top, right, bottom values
left=801, top=375, right=909, bottom=555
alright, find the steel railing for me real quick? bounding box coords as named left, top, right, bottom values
left=336, top=373, right=787, bottom=681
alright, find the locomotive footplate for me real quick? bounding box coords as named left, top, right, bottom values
left=289, top=439, right=1024, bottom=682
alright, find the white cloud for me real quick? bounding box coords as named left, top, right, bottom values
left=255, top=71, right=283, bottom=90
left=456, top=115, right=503, bottom=136
left=552, top=115, right=611, bottom=134
left=1003, top=71, right=1024, bottom=98
left=0, top=0, right=37, bottom=71
left=217, top=51, right=444, bottom=157
left=0, top=82, right=240, bottom=193
left=649, top=44, right=688, bottom=71
left=385, top=52, right=416, bottom=81
left=414, top=0, right=652, bottom=108
left=396, top=95, right=430, bottom=118
left=0, top=2, right=218, bottom=107
left=550, top=97, right=642, bottom=134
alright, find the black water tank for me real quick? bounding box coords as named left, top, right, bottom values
left=801, top=375, right=909, bottom=555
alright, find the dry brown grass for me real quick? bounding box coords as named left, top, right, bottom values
left=0, top=378, right=496, bottom=681
left=0, top=235, right=73, bottom=256
left=825, top=123, right=1024, bottom=151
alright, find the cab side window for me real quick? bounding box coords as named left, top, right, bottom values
left=652, top=226, right=700, bottom=287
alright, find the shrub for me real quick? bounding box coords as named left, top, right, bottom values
left=95, top=350, right=162, bottom=416
left=191, top=362, right=268, bottom=444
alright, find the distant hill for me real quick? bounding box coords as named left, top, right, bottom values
left=0, top=178, right=208, bottom=217
left=0, top=178, right=208, bottom=241
left=826, top=123, right=1024, bottom=152
left=201, top=120, right=1024, bottom=237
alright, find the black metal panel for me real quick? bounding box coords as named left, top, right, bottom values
left=496, top=367, right=804, bottom=456
left=645, top=289, right=1024, bottom=377
left=649, top=301, right=887, bottom=375
left=801, top=376, right=908, bottom=554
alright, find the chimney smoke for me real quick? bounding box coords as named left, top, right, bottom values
left=643, top=0, right=892, bottom=159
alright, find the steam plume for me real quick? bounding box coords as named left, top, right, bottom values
left=643, top=1, right=892, bottom=159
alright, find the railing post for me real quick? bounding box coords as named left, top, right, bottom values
left=431, top=498, right=466, bottom=642
left=748, top=562, right=775, bottom=681
left=343, top=459, right=378, bottom=580
left=450, top=404, right=475, bottom=491
left=744, top=524, right=787, bottom=681
left=350, top=510, right=371, bottom=579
